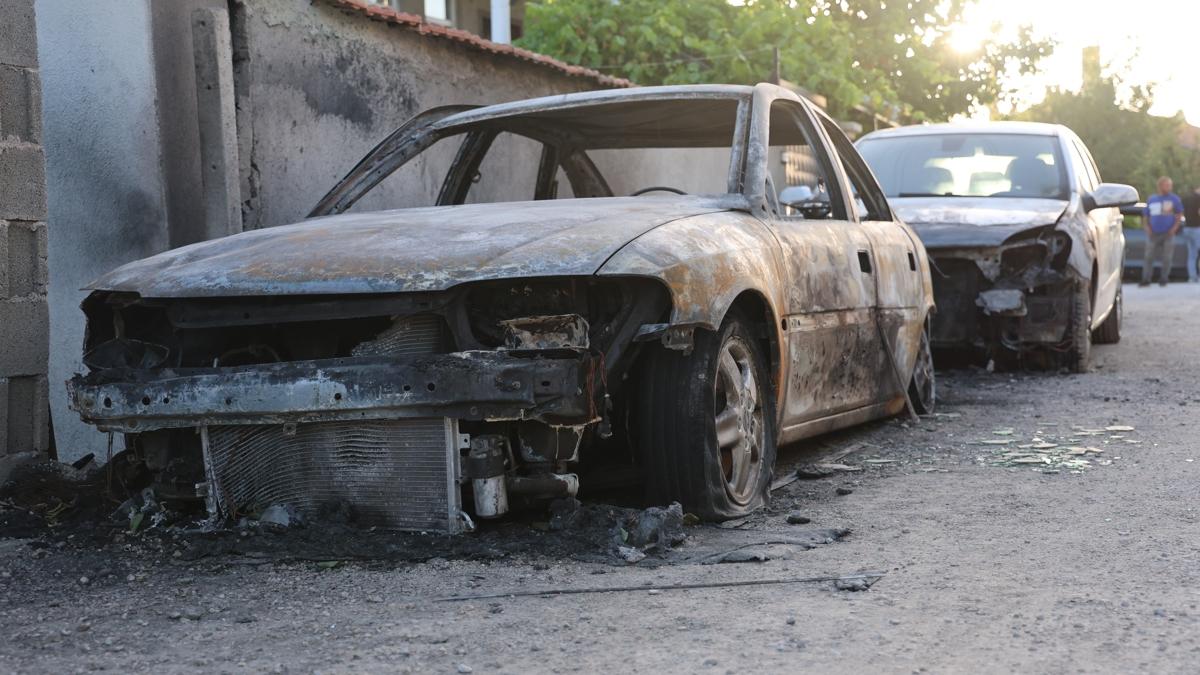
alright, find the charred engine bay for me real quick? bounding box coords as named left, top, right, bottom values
left=927, top=226, right=1079, bottom=364
left=66, top=277, right=672, bottom=532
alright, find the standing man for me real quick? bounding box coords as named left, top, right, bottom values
left=1182, top=184, right=1200, bottom=282
left=1141, top=176, right=1184, bottom=287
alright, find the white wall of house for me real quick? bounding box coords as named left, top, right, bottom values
left=37, top=0, right=172, bottom=462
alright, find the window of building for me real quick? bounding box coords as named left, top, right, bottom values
left=424, top=0, right=450, bottom=22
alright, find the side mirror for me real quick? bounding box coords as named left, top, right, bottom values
left=1084, top=183, right=1139, bottom=212
left=778, top=185, right=814, bottom=206
left=778, top=185, right=832, bottom=219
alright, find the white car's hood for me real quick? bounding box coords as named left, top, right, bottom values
left=891, top=196, right=1067, bottom=248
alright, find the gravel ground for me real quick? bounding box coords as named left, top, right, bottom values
left=3, top=282, right=1199, bottom=674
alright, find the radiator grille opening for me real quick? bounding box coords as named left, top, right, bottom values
left=352, top=313, right=446, bottom=357
left=203, top=418, right=462, bottom=532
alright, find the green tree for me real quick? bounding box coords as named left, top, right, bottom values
left=1010, top=73, right=1200, bottom=205
left=518, top=0, right=1053, bottom=122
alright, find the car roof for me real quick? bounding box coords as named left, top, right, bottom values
left=859, top=121, right=1067, bottom=142
left=436, top=84, right=758, bottom=129
left=428, top=84, right=777, bottom=150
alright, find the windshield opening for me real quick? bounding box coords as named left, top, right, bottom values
left=342, top=96, right=743, bottom=213
left=857, top=133, right=1069, bottom=200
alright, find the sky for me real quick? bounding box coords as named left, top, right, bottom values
left=948, top=0, right=1200, bottom=123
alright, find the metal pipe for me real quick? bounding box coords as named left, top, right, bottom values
left=507, top=473, right=578, bottom=498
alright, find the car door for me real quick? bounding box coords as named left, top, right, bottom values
left=812, top=116, right=927, bottom=401
left=760, top=98, right=882, bottom=427
left=1072, top=138, right=1121, bottom=312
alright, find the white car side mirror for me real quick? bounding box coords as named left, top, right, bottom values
left=1085, top=183, right=1139, bottom=212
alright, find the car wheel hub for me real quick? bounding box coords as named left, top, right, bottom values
left=714, top=338, right=764, bottom=505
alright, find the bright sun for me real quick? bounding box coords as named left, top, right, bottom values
left=947, top=21, right=988, bottom=54
left=944, top=0, right=1200, bottom=124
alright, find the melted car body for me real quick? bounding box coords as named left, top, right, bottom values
left=69, top=84, right=934, bottom=531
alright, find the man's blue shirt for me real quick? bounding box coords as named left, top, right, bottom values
left=1146, top=193, right=1184, bottom=234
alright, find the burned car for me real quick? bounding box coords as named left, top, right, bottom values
left=857, top=123, right=1138, bottom=371
left=69, top=84, right=934, bottom=532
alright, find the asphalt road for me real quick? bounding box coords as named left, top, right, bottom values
left=3, top=282, right=1200, bottom=674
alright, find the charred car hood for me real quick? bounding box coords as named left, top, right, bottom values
left=87, top=196, right=735, bottom=297
left=891, top=196, right=1068, bottom=248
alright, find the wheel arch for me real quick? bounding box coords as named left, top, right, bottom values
left=597, top=209, right=788, bottom=352
left=722, top=289, right=784, bottom=408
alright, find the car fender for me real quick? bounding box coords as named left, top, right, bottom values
left=597, top=209, right=788, bottom=357
left=1056, top=195, right=1096, bottom=281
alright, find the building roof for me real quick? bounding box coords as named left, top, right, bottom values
left=323, top=0, right=633, bottom=89
left=859, top=120, right=1067, bottom=141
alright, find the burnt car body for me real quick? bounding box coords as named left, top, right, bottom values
left=68, top=84, right=934, bottom=531
left=858, top=123, right=1138, bottom=371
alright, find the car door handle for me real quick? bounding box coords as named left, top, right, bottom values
left=857, top=250, right=873, bottom=274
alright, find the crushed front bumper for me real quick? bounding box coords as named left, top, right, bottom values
left=68, top=350, right=596, bottom=433
left=69, top=350, right=597, bottom=533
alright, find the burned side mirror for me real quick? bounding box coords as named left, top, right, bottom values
left=779, top=185, right=832, bottom=219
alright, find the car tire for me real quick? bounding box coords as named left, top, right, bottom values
left=1062, top=279, right=1092, bottom=373
left=908, top=316, right=936, bottom=414
left=1092, top=286, right=1121, bottom=345
left=632, top=310, right=777, bottom=521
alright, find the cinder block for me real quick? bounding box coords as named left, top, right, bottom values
left=32, top=220, right=45, bottom=293
left=0, top=378, right=9, bottom=454
left=30, top=373, right=48, bottom=452
left=5, top=220, right=45, bottom=297
left=0, top=144, right=45, bottom=220
left=0, top=222, right=8, bottom=298
left=0, top=297, right=47, bottom=376
left=0, top=65, right=41, bottom=143
left=0, top=0, right=38, bottom=68
left=4, top=374, right=48, bottom=454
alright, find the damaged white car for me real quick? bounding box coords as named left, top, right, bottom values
left=69, top=84, right=934, bottom=532
left=857, top=123, right=1138, bottom=371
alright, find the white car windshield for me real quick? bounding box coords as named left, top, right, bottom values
left=857, top=132, right=1069, bottom=200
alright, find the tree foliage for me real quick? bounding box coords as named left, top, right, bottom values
left=1010, top=74, right=1200, bottom=201
left=517, top=0, right=1053, bottom=122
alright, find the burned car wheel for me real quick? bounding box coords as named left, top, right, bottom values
left=1062, top=280, right=1093, bottom=373
left=1092, top=286, right=1121, bottom=345
left=633, top=311, right=777, bottom=521
left=908, top=317, right=936, bottom=414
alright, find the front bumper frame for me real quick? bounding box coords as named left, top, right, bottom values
left=68, top=350, right=595, bottom=433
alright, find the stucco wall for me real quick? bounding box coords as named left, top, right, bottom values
left=237, top=0, right=730, bottom=227
left=236, top=0, right=608, bottom=229
left=0, top=0, right=50, bottom=457
left=151, top=0, right=231, bottom=249
left=37, top=0, right=171, bottom=462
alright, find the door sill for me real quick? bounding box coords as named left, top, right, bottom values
left=778, top=397, right=907, bottom=446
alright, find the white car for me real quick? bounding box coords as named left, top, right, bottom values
left=857, top=122, right=1138, bottom=371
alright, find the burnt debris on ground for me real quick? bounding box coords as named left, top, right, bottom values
left=1, top=457, right=852, bottom=575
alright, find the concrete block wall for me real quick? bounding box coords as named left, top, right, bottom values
left=0, top=0, right=50, bottom=456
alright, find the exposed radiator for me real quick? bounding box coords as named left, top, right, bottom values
left=352, top=313, right=446, bottom=357
left=202, top=418, right=464, bottom=532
